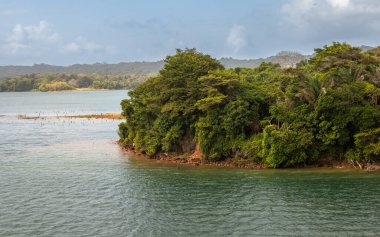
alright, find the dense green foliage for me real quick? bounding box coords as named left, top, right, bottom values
left=0, top=73, right=150, bottom=92
left=119, top=44, right=380, bottom=167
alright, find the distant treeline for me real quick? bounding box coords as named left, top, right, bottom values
left=0, top=52, right=313, bottom=79
left=0, top=61, right=164, bottom=79
left=0, top=73, right=152, bottom=92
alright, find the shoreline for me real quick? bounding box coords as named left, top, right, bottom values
left=120, top=143, right=380, bottom=171
left=44, top=88, right=110, bottom=92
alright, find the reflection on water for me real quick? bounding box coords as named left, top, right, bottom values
left=0, top=91, right=380, bottom=236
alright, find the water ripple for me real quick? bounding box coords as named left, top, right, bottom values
left=1, top=92, right=380, bottom=236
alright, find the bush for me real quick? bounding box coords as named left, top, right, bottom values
left=241, top=133, right=264, bottom=162
left=262, top=125, right=317, bottom=168
left=347, top=128, right=380, bottom=162
left=39, top=82, right=74, bottom=91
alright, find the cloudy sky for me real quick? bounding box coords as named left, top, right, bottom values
left=0, top=0, right=379, bottom=65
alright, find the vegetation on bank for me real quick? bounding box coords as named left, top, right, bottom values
left=0, top=73, right=151, bottom=92
left=118, top=43, right=380, bottom=168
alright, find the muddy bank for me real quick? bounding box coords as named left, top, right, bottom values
left=120, top=143, right=380, bottom=171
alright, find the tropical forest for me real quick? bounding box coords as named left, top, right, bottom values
left=119, top=42, right=380, bottom=168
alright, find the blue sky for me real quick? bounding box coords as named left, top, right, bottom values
left=0, top=0, right=379, bottom=65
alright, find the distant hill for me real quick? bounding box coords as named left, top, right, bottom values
left=1, top=46, right=376, bottom=79
left=220, top=51, right=308, bottom=68
left=360, top=45, right=374, bottom=52
left=0, top=52, right=310, bottom=79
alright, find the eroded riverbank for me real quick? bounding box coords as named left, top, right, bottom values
left=121, top=144, right=380, bottom=171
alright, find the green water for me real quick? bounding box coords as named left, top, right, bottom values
left=0, top=91, right=379, bottom=236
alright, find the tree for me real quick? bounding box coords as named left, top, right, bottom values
left=119, top=49, right=223, bottom=155
left=297, top=76, right=334, bottom=107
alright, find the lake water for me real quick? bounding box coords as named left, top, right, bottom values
left=0, top=91, right=379, bottom=236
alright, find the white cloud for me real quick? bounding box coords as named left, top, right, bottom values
left=281, top=0, right=380, bottom=43
left=8, top=24, right=25, bottom=43
left=282, top=0, right=314, bottom=23
left=227, top=24, right=246, bottom=53
left=62, top=37, right=109, bottom=54
left=282, top=0, right=380, bottom=24
left=4, top=21, right=60, bottom=53
left=6, top=42, right=27, bottom=54
left=1, top=20, right=114, bottom=64
left=23, top=21, right=60, bottom=43
left=327, top=0, right=350, bottom=9
left=65, top=42, right=81, bottom=53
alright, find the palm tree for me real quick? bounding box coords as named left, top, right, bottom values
left=297, top=77, right=334, bottom=107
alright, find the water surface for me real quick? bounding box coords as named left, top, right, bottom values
left=0, top=91, right=379, bottom=236
left=0, top=90, right=128, bottom=116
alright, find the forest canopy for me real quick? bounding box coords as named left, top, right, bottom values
left=119, top=44, right=380, bottom=168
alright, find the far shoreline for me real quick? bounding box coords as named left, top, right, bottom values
left=16, top=113, right=124, bottom=120
left=0, top=88, right=130, bottom=93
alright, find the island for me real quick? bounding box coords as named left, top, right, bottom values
left=118, top=43, right=380, bottom=169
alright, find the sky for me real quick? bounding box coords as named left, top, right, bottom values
left=0, top=0, right=379, bottom=65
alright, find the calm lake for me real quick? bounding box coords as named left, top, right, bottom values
left=0, top=91, right=379, bottom=236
